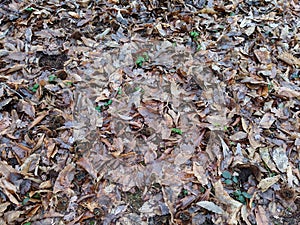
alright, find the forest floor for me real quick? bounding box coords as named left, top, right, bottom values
left=0, top=0, right=300, bottom=224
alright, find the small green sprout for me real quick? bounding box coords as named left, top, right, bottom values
left=171, top=128, right=182, bottom=135
left=22, top=197, right=30, bottom=205
left=190, top=31, right=200, bottom=39
left=65, top=81, right=73, bottom=86
left=95, top=100, right=112, bottom=112
left=48, top=75, right=57, bottom=83
left=32, top=192, right=41, bottom=199
left=104, top=99, right=112, bottom=107
left=135, top=53, right=149, bottom=67
left=223, top=125, right=228, bottom=131
left=95, top=106, right=101, bottom=112
left=222, top=170, right=232, bottom=179
left=30, top=83, right=39, bottom=92
left=117, top=87, right=122, bottom=95
left=233, top=190, right=252, bottom=204
left=136, top=56, right=146, bottom=67
left=183, top=189, right=188, bottom=196
left=23, top=222, right=31, bottom=225
left=222, top=170, right=238, bottom=185
left=196, top=44, right=202, bottom=51
left=291, top=72, right=299, bottom=79
left=25, top=7, right=34, bottom=12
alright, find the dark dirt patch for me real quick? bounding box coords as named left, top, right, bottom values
left=38, top=53, right=68, bottom=70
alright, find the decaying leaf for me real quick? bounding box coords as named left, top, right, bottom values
left=272, top=147, right=289, bottom=173
left=259, top=113, right=276, bottom=129
left=257, top=175, right=281, bottom=192
left=76, top=157, right=97, bottom=179
left=255, top=205, right=270, bottom=225
left=193, top=162, right=208, bottom=185
left=53, top=163, right=76, bottom=193
left=214, top=180, right=242, bottom=225
left=277, top=52, right=300, bottom=67
left=196, top=201, right=224, bottom=214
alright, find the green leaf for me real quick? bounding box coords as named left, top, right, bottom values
left=196, top=44, right=201, bottom=51
left=242, top=192, right=252, bottom=199
left=171, top=128, right=182, bottom=135
left=232, top=176, right=239, bottom=183
left=221, top=170, right=232, bottom=179
left=22, top=197, right=30, bottom=205
left=190, top=31, right=200, bottom=38
left=104, top=99, right=112, bottom=107
left=237, top=195, right=246, bottom=204
left=48, top=75, right=57, bottom=83
left=32, top=192, right=41, bottom=199
left=23, top=222, right=31, bottom=225
left=182, top=189, right=188, bottom=196
left=117, top=87, right=122, bottom=95
left=136, top=56, right=145, bottom=67
left=25, top=7, right=34, bottom=12
left=95, top=106, right=101, bottom=112
left=233, top=190, right=241, bottom=196
left=224, top=179, right=232, bottom=185
left=30, top=83, right=39, bottom=92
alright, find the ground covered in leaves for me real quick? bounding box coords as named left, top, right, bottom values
left=0, top=0, right=300, bottom=224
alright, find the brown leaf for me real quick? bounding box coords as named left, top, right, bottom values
left=277, top=87, right=300, bottom=98
left=28, top=111, right=48, bottom=130
left=4, top=210, right=24, bottom=224
left=277, top=52, right=300, bottom=66
left=255, top=205, right=270, bottom=225
left=17, top=99, right=35, bottom=118
left=53, top=163, right=76, bottom=193
left=254, top=48, right=271, bottom=64
left=196, top=201, right=224, bottom=214
left=257, top=175, right=280, bottom=192
left=272, top=147, right=289, bottom=172
left=259, top=113, right=276, bottom=129
left=7, top=52, right=27, bottom=61
left=193, top=162, right=208, bottom=185
left=214, top=180, right=242, bottom=225
left=230, top=131, right=247, bottom=141
left=76, top=157, right=97, bottom=179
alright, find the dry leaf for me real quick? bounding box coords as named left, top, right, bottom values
left=255, top=205, right=270, bottom=225
left=77, top=157, right=97, bottom=179
left=214, top=180, right=242, bottom=225
left=193, top=162, right=208, bottom=185
left=272, top=147, right=289, bottom=173
left=230, top=131, right=247, bottom=141
left=53, top=163, right=76, bottom=193
left=257, top=175, right=280, bottom=192
left=277, top=52, right=300, bottom=66
left=259, top=113, right=276, bottom=129
left=196, top=201, right=224, bottom=214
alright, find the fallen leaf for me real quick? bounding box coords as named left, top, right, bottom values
left=272, top=147, right=289, bottom=172
left=196, top=201, right=224, bottom=214
left=259, top=113, right=276, bottom=129
left=53, top=163, right=76, bottom=193
left=255, top=205, right=270, bottom=225
left=230, top=131, right=247, bottom=141
left=277, top=52, right=300, bottom=67
left=214, top=180, right=242, bottom=225
left=257, top=175, right=280, bottom=192
left=193, top=162, right=208, bottom=185
left=76, top=157, right=97, bottom=179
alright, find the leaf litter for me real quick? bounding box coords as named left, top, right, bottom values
left=0, top=0, right=299, bottom=224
